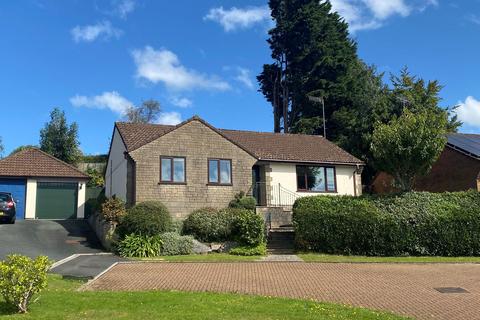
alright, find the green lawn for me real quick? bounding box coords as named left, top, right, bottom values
left=0, top=275, right=409, bottom=320
left=298, top=253, right=480, bottom=263
left=137, top=253, right=262, bottom=262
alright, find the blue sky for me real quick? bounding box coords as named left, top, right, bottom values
left=1, top=0, right=480, bottom=155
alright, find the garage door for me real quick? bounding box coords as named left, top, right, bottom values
left=36, top=182, right=78, bottom=219
left=0, top=179, right=26, bottom=219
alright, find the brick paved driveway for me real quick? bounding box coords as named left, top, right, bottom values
left=84, top=262, right=480, bottom=320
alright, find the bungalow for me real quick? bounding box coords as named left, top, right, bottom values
left=372, top=133, right=480, bottom=193
left=105, top=116, right=364, bottom=219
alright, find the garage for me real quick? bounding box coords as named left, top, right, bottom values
left=0, top=179, right=26, bottom=219
left=36, top=182, right=78, bottom=219
left=0, top=148, right=89, bottom=220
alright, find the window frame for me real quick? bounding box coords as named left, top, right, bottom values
left=296, top=165, right=337, bottom=193
left=159, top=156, right=186, bottom=184
left=207, top=158, right=233, bottom=186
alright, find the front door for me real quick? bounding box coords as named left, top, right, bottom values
left=252, top=165, right=265, bottom=206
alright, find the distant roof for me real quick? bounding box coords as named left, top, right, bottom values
left=0, top=148, right=89, bottom=179
left=447, top=133, right=480, bottom=159
left=115, top=117, right=364, bottom=165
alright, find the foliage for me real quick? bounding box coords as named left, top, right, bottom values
left=101, top=196, right=126, bottom=223
left=182, top=207, right=236, bottom=242
left=258, top=0, right=359, bottom=134
left=117, top=234, right=162, bottom=258
left=0, top=136, right=3, bottom=157
left=86, top=167, right=105, bottom=187
left=116, top=201, right=172, bottom=239
left=125, top=99, right=161, bottom=123
left=232, top=209, right=265, bottom=246
left=293, top=191, right=480, bottom=256
left=8, top=145, right=38, bottom=156
left=81, top=154, right=108, bottom=163
left=159, top=232, right=194, bottom=256
left=39, top=108, right=82, bottom=165
left=229, top=192, right=257, bottom=210
left=0, top=255, right=51, bottom=313
left=371, top=109, right=448, bottom=191
left=229, top=243, right=267, bottom=256
left=183, top=207, right=265, bottom=246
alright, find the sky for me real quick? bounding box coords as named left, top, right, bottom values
left=1, top=0, right=480, bottom=155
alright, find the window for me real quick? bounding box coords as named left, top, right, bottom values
left=296, top=166, right=336, bottom=192
left=208, top=159, right=232, bottom=185
left=160, top=157, right=185, bottom=183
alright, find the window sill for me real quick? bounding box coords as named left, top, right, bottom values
left=158, top=182, right=187, bottom=185
left=297, top=190, right=337, bottom=194
left=207, top=183, right=233, bottom=187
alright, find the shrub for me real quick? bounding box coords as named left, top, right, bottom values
left=159, top=232, right=194, bottom=256
left=293, top=190, right=480, bottom=256
left=117, top=234, right=162, bottom=258
left=229, top=243, right=267, bottom=256
left=182, top=207, right=236, bottom=242
left=116, top=201, right=172, bottom=239
left=101, top=196, right=126, bottom=223
left=229, top=192, right=257, bottom=210
left=0, top=255, right=51, bottom=313
left=232, top=209, right=265, bottom=246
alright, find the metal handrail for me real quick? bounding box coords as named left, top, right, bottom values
left=252, top=182, right=301, bottom=207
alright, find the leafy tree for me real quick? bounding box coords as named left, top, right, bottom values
left=371, top=109, right=448, bottom=192
left=86, top=167, right=105, bottom=187
left=40, top=108, right=82, bottom=164
left=125, top=99, right=161, bottom=123
left=9, top=145, right=38, bottom=156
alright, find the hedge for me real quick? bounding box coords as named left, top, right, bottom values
left=293, top=191, right=480, bottom=256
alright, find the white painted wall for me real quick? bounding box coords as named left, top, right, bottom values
left=267, top=162, right=358, bottom=205
left=105, top=127, right=128, bottom=201
left=25, top=179, right=37, bottom=219
left=77, top=182, right=86, bottom=219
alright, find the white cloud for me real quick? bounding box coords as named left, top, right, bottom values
left=114, top=0, right=136, bottom=19
left=456, top=96, right=480, bottom=127
left=329, top=0, right=436, bottom=32
left=71, top=21, right=122, bottom=42
left=170, top=97, right=193, bottom=108
left=204, top=6, right=271, bottom=32
left=235, top=68, right=254, bottom=89
left=70, top=91, right=133, bottom=114
left=132, top=46, right=230, bottom=91
left=156, top=111, right=182, bottom=125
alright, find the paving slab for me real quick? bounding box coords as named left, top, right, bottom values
left=260, top=255, right=304, bottom=262
left=84, top=261, right=480, bottom=320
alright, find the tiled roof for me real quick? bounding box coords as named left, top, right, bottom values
left=447, top=133, right=480, bottom=159
left=0, top=148, right=89, bottom=179
left=115, top=118, right=364, bottom=165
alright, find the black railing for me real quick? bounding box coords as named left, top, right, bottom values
left=251, top=182, right=301, bottom=207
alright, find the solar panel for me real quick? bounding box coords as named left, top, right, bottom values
left=447, top=134, right=480, bottom=158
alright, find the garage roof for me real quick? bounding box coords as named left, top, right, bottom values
left=0, top=148, right=89, bottom=179
left=447, top=133, right=480, bottom=159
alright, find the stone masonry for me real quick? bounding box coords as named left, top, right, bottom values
left=129, top=120, right=258, bottom=219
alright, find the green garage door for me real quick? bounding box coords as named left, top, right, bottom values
left=36, top=182, right=78, bottom=219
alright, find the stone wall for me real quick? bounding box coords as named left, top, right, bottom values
left=129, top=120, right=258, bottom=219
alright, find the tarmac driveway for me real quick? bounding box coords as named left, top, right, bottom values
left=0, top=220, right=124, bottom=278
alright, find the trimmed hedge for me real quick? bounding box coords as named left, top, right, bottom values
left=116, top=201, right=172, bottom=239
left=293, top=191, right=480, bottom=256
left=182, top=207, right=265, bottom=246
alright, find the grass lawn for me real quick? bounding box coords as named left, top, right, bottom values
left=298, top=253, right=480, bottom=263
left=0, top=275, right=409, bottom=320
left=136, top=253, right=262, bottom=262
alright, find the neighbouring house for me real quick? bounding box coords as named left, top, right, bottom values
left=105, top=116, right=364, bottom=219
left=0, top=148, right=89, bottom=220
left=372, top=133, right=480, bottom=194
